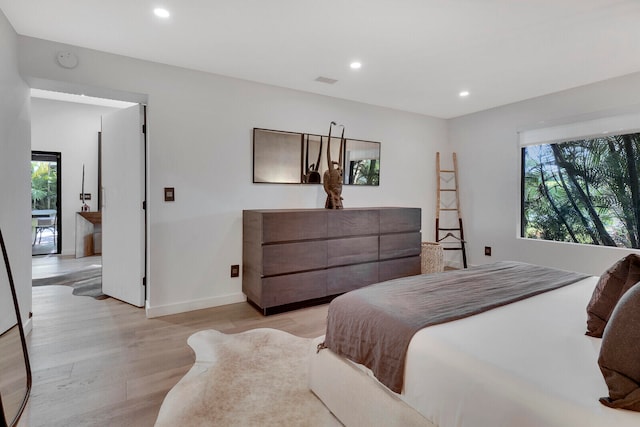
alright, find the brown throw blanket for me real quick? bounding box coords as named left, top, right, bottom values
left=321, top=261, right=589, bottom=393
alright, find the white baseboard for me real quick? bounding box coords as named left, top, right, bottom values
left=22, top=317, right=33, bottom=336
left=145, top=292, right=247, bottom=318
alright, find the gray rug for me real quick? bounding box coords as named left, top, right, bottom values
left=32, top=265, right=108, bottom=300
left=155, top=328, right=341, bottom=427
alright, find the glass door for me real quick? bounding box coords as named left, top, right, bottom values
left=31, top=151, right=61, bottom=256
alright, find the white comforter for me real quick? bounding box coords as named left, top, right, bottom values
left=402, top=276, right=640, bottom=427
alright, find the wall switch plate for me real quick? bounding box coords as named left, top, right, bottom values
left=164, top=187, right=175, bottom=202
left=230, top=264, right=240, bottom=278
left=484, top=246, right=492, bottom=256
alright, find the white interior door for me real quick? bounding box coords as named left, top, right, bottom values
left=101, top=105, right=145, bottom=307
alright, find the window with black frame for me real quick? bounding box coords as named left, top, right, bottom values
left=522, top=132, right=640, bottom=249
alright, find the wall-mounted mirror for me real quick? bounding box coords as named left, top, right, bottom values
left=253, top=129, right=302, bottom=184
left=344, top=139, right=380, bottom=185
left=0, top=229, right=31, bottom=427
left=253, top=128, right=380, bottom=185
left=301, top=134, right=342, bottom=184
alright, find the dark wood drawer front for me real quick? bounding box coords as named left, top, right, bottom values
left=378, top=256, right=421, bottom=282
left=380, top=208, right=421, bottom=234
left=262, top=241, right=327, bottom=276
left=327, top=210, right=379, bottom=238
left=327, top=263, right=379, bottom=294
left=262, top=270, right=327, bottom=307
left=262, top=211, right=327, bottom=243
left=327, top=236, right=378, bottom=267
left=379, top=232, right=421, bottom=260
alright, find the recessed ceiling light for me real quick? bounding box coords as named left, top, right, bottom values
left=154, top=8, right=170, bottom=18
left=350, top=62, right=362, bottom=70
left=459, top=91, right=470, bottom=97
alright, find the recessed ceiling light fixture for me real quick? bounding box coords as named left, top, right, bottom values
left=350, top=61, right=362, bottom=70
left=154, top=8, right=170, bottom=18
left=459, top=90, right=470, bottom=97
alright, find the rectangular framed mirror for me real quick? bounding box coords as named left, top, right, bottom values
left=253, top=128, right=380, bottom=185
left=302, top=134, right=343, bottom=185
left=302, top=133, right=323, bottom=184
left=344, top=139, right=380, bottom=185
left=0, top=228, right=31, bottom=427
left=252, top=129, right=302, bottom=184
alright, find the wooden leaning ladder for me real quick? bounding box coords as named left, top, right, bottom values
left=436, top=152, right=467, bottom=268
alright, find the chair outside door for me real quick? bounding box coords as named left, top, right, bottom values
left=33, top=214, right=56, bottom=246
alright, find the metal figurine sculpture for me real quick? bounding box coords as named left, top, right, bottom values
left=81, top=164, right=90, bottom=212
left=323, top=121, right=345, bottom=209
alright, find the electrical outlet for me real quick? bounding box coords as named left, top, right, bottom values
left=484, top=246, right=492, bottom=256
left=230, top=264, right=240, bottom=278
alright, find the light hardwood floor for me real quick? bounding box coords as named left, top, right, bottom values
left=31, top=255, right=102, bottom=280
left=21, top=256, right=329, bottom=427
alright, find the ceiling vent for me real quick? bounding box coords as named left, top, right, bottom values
left=315, top=76, right=338, bottom=84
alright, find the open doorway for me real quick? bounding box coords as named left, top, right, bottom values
left=31, top=151, right=61, bottom=256
left=30, top=89, right=147, bottom=308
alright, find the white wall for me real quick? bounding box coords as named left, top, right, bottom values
left=0, top=11, right=31, bottom=327
left=31, top=98, right=118, bottom=255
left=449, top=72, right=640, bottom=276
left=17, top=36, right=449, bottom=316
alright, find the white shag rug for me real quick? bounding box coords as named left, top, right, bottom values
left=155, top=328, right=341, bottom=427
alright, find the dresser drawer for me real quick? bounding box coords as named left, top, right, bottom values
left=327, top=209, right=379, bottom=238
left=261, top=211, right=327, bottom=243
left=262, top=270, right=327, bottom=307
left=327, top=236, right=378, bottom=267
left=380, top=208, right=421, bottom=234
left=378, top=256, right=421, bottom=282
left=379, top=232, right=421, bottom=260
left=327, top=263, right=378, bottom=294
left=262, top=241, right=327, bottom=276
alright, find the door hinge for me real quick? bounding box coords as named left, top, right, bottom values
left=142, top=124, right=146, bottom=134
left=142, top=277, right=146, bottom=287
left=142, top=201, right=146, bottom=210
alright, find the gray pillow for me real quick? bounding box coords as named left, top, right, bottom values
left=586, top=254, right=640, bottom=337
left=598, top=281, right=640, bottom=411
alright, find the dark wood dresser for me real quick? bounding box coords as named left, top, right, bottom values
left=242, top=207, right=421, bottom=314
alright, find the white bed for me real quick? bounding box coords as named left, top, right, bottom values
left=309, top=276, right=640, bottom=427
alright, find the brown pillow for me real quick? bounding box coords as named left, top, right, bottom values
left=586, top=254, right=640, bottom=337
left=598, top=281, right=640, bottom=411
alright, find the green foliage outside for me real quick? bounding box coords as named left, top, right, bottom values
left=31, top=161, right=57, bottom=210
left=350, top=159, right=380, bottom=185
left=522, top=133, right=640, bottom=249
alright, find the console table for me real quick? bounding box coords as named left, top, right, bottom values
left=242, top=207, right=421, bottom=314
left=75, top=211, right=102, bottom=258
